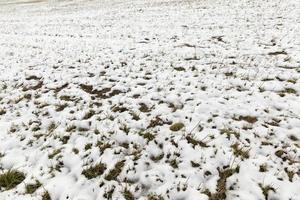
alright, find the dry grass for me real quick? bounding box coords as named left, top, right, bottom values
left=82, top=163, right=107, bottom=179
left=0, top=170, right=25, bottom=190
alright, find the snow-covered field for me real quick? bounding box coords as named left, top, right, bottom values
left=0, top=0, right=300, bottom=199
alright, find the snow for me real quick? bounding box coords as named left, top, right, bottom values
left=0, top=0, right=300, bottom=199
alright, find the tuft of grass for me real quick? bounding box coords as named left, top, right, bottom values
left=278, top=88, right=297, bottom=97
left=112, top=106, right=128, bottom=113
left=48, top=149, right=61, bottom=159
left=78, top=127, right=89, bottom=132
left=282, top=88, right=297, bottom=94
left=148, top=194, right=164, bottom=200
left=54, top=161, right=64, bottom=172
left=204, top=170, right=212, bottom=176
left=66, top=125, right=76, bottom=132
left=60, top=135, right=70, bottom=144
left=289, top=135, right=298, bottom=141
left=259, top=183, right=275, bottom=200
left=0, top=109, right=6, bottom=115
left=259, top=86, right=265, bottom=93
left=284, top=168, right=295, bottom=182
left=120, top=124, right=130, bottom=134
left=123, top=188, right=134, bottom=200
left=147, top=117, right=165, bottom=128
left=186, top=135, right=208, bottom=148
left=72, top=148, right=79, bottom=154
left=60, top=95, right=75, bottom=102
left=82, top=163, right=107, bottom=179
left=265, top=118, right=281, bottom=127
left=168, top=159, right=178, bottom=169
left=84, top=143, right=92, bottom=151
left=79, top=84, right=94, bottom=94
left=120, top=142, right=129, bottom=149
left=220, top=128, right=240, bottom=139
left=25, top=75, right=41, bottom=80
left=139, top=103, right=151, bottom=113
left=191, top=161, right=200, bottom=168
left=105, top=160, right=125, bottom=181
left=275, top=149, right=286, bottom=158
left=79, top=84, right=120, bottom=99
left=31, top=126, right=41, bottom=132
left=131, top=149, right=142, bottom=161
left=0, top=170, right=26, bottom=190
left=94, top=129, right=100, bottom=135
left=130, top=112, right=140, bottom=121
left=22, top=81, right=43, bottom=91
left=237, top=116, right=258, bottom=124
left=261, top=141, right=272, bottom=146
left=224, top=72, right=234, bottom=77
left=174, top=67, right=185, bottom=71
left=109, top=90, right=123, bottom=98
left=42, top=191, right=51, bottom=200
left=55, top=103, right=68, bottom=112
left=53, top=83, right=68, bottom=93
left=231, top=143, right=250, bottom=159
left=47, top=122, right=56, bottom=132
left=139, top=132, right=156, bottom=142
left=25, top=181, right=42, bottom=194
left=210, top=167, right=238, bottom=200
left=83, top=110, right=95, bottom=119
left=287, top=79, right=297, bottom=84
left=268, top=50, right=287, bottom=56
left=259, top=164, right=268, bottom=172
left=261, top=78, right=274, bottom=81
left=96, top=141, right=112, bottom=153
left=150, top=153, right=164, bottom=162
left=103, top=186, right=115, bottom=199
left=169, top=123, right=184, bottom=131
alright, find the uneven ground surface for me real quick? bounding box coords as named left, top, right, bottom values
left=0, top=0, right=300, bottom=199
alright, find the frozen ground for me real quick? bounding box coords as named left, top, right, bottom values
left=0, top=0, right=300, bottom=199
